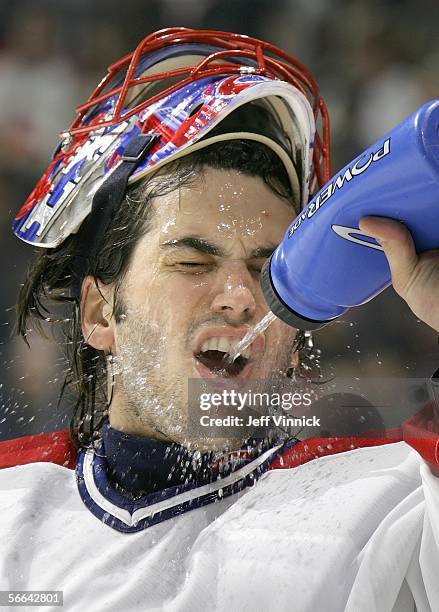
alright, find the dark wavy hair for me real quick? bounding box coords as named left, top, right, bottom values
left=16, top=137, right=298, bottom=449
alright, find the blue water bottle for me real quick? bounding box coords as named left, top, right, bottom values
left=260, top=99, right=439, bottom=330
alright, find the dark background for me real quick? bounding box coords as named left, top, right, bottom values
left=0, top=0, right=438, bottom=440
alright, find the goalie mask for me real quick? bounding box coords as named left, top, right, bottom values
left=12, top=27, right=330, bottom=252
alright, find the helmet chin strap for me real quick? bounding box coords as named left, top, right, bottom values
left=70, top=133, right=160, bottom=297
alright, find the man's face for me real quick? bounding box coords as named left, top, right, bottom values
left=109, top=167, right=298, bottom=448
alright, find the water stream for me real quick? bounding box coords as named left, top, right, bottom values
left=222, top=311, right=277, bottom=366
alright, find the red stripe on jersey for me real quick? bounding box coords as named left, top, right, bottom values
left=0, top=430, right=77, bottom=470
left=1, top=402, right=437, bottom=475
left=403, top=400, right=439, bottom=474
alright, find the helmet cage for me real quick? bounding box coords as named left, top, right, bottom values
left=71, top=28, right=330, bottom=186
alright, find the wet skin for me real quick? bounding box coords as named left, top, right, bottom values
left=81, top=167, right=300, bottom=450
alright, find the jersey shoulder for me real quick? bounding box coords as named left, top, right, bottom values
left=269, top=432, right=403, bottom=471
left=0, top=430, right=77, bottom=470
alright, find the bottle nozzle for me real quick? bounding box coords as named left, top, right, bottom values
left=260, top=257, right=330, bottom=331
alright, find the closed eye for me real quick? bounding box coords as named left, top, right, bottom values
left=175, top=261, right=214, bottom=274
left=178, top=262, right=210, bottom=267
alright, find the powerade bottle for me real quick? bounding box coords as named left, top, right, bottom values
left=260, top=99, right=439, bottom=331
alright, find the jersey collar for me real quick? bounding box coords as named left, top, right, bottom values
left=76, top=430, right=297, bottom=533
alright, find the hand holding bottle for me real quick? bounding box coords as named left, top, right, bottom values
left=360, top=216, right=439, bottom=333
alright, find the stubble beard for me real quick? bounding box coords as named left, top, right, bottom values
left=112, top=312, right=296, bottom=448
left=112, top=313, right=187, bottom=442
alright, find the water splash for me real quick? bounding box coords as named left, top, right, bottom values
left=222, top=311, right=277, bottom=366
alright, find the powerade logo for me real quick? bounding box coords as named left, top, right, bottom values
left=288, top=137, right=391, bottom=238
left=330, top=225, right=384, bottom=251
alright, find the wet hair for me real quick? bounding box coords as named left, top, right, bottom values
left=17, top=137, right=297, bottom=449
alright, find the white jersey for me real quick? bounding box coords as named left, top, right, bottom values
left=0, top=420, right=438, bottom=612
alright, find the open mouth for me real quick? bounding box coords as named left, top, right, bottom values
left=194, top=337, right=251, bottom=377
